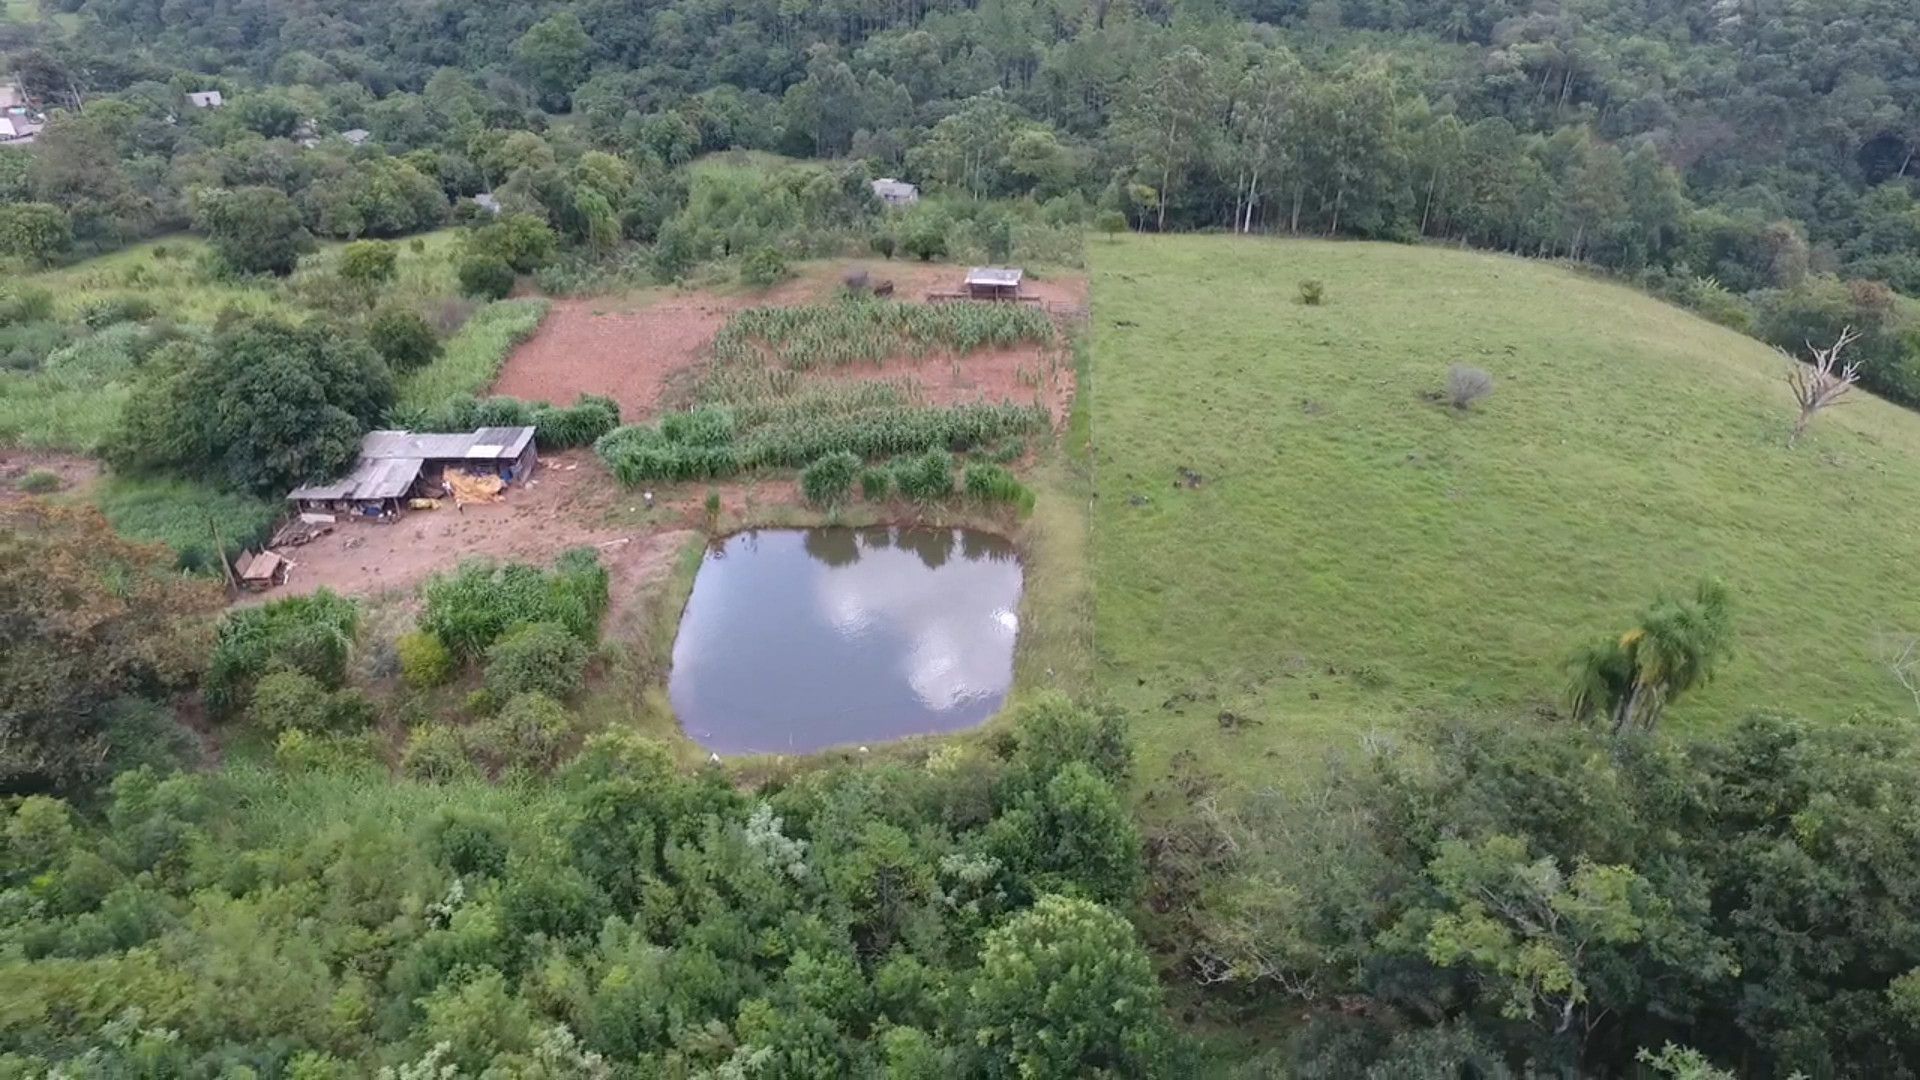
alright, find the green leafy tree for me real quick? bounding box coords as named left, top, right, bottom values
left=484, top=621, right=589, bottom=701
left=459, top=255, right=516, bottom=299
left=338, top=240, right=398, bottom=287
left=193, top=186, right=309, bottom=276
left=366, top=307, right=441, bottom=371
left=515, top=13, right=595, bottom=108
left=969, top=895, right=1168, bottom=1078
left=0, top=203, right=74, bottom=265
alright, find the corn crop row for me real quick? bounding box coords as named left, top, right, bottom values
left=711, top=299, right=1055, bottom=371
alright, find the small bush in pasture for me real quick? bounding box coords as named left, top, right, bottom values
left=895, top=448, right=954, bottom=501
left=868, top=232, right=897, bottom=260
left=397, top=630, right=455, bottom=688
left=1297, top=279, right=1326, bottom=306
left=477, top=692, right=576, bottom=772
left=420, top=550, right=609, bottom=658
left=458, top=254, right=516, bottom=300
left=964, top=462, right=1035, bottom=512
left=410, top=237, right=427, bottom=254
left=17, top=469, right=59, bottom=494
left=404, top=725, right=475, bottom=781
left=339, top=240, right=398, bottom=287
left=367, top=307, right=441, bottom=371
left=704, top=489, right=721, bottom=522
left=859, top=467, right=892, bottom=501
left=1095, top=210, right=1128, bottom=240
left=484, top=621, right=589, bottom=701
left=0, top=287, right=55, bottom=329
left=532, top=394, right=621, bottom=449
left=740, top=245, right=789, bottom=287
left=801, top=450, right=861, bottom=506
left=1445, top=364, right=1495, bottom=410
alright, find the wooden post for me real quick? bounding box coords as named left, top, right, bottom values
left=208, top=514, right=239, bottom=590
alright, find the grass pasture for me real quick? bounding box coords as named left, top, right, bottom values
left=394, top=298, right=551, bottom=412
left=1090, top=235, right=1920, bottom=785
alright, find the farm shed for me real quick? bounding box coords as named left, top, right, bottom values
left=287, top=425, right=537, bottom=518
left=964, top=267, right=1024, bottom=300
left=871, top=178, right=919, bottom=207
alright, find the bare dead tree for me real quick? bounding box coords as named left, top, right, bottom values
left=1786, top=326, right=1864, bottom=447
left=1880, top=633, right=1920, bottom=716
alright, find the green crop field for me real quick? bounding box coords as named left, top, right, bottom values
left=1088, top=235, right=1920, bottom=787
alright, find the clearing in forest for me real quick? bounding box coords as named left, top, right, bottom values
left=1089, top=235, right=1920, bottom=789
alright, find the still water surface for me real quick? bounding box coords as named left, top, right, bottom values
left=669, top=527, right=1023, bottom=754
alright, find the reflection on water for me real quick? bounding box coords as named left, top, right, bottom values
left=669, top=527, right=1023, bottom=755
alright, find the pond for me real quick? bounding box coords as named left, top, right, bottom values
left=668, top=526, right=1023, bottom=755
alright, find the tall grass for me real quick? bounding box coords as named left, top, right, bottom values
left=712, top=300, right=1055, bottom=370
left=395, top=298, right=551, bottom=413
left=95, top=474, right=279, bottom=573
left=0, top=369, right=133, bottom=450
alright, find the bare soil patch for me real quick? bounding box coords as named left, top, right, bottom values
left=0, top=450, right=101, bottom=502
left=247, top=450, right=697, bottom=622
left=489, top=260, right=1088, bottom=423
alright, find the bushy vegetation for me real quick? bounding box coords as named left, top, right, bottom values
left=397, top=630, right=455, bottom=688
left=0, top=696, right=1166, bottom=1076
left=482, top=621, right=590, bottom=701
left=799, top=449, right=860, bottom=506
left=420, top=549, right=609, bottom=659
left=248, top=670, right=374, bottom=734
left=365, top=305, right=442, bottom=371
left=712, top=300, right=1054, bottom=371
left=399, top=391, right=619, bottom=450
left=894, top=447, right=954, bottom=501
left=15, top=469, right=60, bottom=493
left=205, top=589, right=360, bottom=714
left=597, top=401, right=1046, bottom=485
left=963, top=461, right=1035, bottom=512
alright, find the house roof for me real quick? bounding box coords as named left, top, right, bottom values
left=0, top=118, right=14, bottom=139
left=186, top=90, right=224, bottom=108
left=471, top=193, right=501, bottom=213
left=0, top=84, right=25, bottom=111
left=341, top=128, right=371, bottom=145
left=965, top=267, right=1024, bottom=288
left=287, top=455, right=424, bottom=502
left=872, top=178, right=918, bottom=200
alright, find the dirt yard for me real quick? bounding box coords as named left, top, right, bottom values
left=0, top=450, right=101, bottom=502
left=254, top=450, right=697, bottom=619
left=489, top=260, right=1089, bottom=423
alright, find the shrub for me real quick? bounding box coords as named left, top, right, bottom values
left=397, top=630, right=455, bottom=688
left=339, top=240, right=398, bottom=286
left=394, top=298, right=549, bottom=412
left=367, top=307, right=441, bottom=372
left=477, top=692, right=576, bottom=772
left=250, top=671, right=332, bottom=733
left=0, top=286, right=55, bottom=326
left=740, top=245, right=789, bottom=287
left=483, top=621, right=589, bottom=701
left=76, top=295, right=157, bottom=328
left=1445, top=364, right=1495, bottom=409
left=868, top=232, right=896, bottom=260
left=17, top=469, right=59, bottom=494
left=420, top=550, right=609, bottom=658
left=859, top=467, right=892, bottom=501
left=531, top=394, right=621, bottom=449
left=207, top=590, right=360, bottom=713
left=894, top=449, right=953, bottom=501
left=403, top=725, right=474, bottom=781
left=964, top=462, right=1035, bottom=512
left=1298, top=279, right=1326, bottom=305
left=660, top=406, right=737, bottom=446
left=428, top=809, right=511, bottom=878
left=801, top=450, right=861, bottom=506
left=458, top=255, right=516, bottom=300
left=1094, top=210, right=1128, bottom=239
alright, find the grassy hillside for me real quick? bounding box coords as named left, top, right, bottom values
left=1088, top=235, right=1920, bottom=785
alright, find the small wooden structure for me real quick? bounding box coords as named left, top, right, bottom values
left=235, top=550, right=288, bottom=591
left=928, top=267, right=1037, bottom=304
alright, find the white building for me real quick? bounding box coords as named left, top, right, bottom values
left=871, top=177, right=919, bottom=207
left=185, top=90, right=225, bottom=109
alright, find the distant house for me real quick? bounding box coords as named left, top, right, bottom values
left=0, top=81, right=27, bottom=111
left=0, top=116, right=36, bottom=144
left=871, top=177, right=919, bottom=207
left=964, top=266, right=1024, bottom=300
left=185, top=90, right=225, bottom=109
left=340, top=128, right=371, bottom=146
left=287, top=426, right=538, bottom=518
left=471, top=193, right=502, bottom=215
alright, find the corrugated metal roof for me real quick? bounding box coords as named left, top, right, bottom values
left=287, top=456, right=423, bottom=502
left=965, top=266, right=1023, bottom=287
left=361, top=427, right=534, bottom=461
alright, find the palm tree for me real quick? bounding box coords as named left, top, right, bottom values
left=1565, top=581, right=1733, bottom=735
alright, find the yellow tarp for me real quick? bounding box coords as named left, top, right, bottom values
left=445, top=471, right=505, bottom=505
